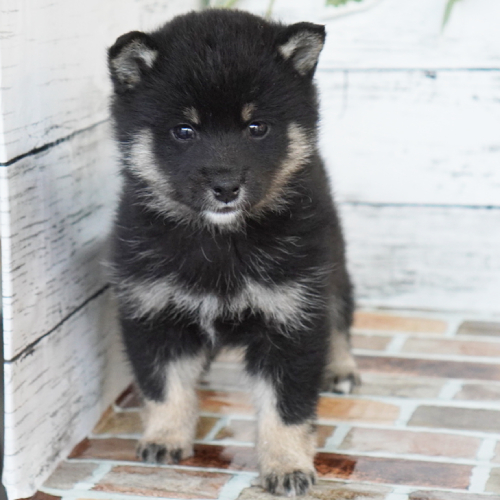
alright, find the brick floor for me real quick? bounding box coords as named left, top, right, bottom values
left=338, top=428, right=481, bottom=458
left=93, top=466, right=230, bottom=499
left=38, top=309, right=500, bottom=500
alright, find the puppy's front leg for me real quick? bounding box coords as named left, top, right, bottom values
left=120, top=315, right=207, bottom=464
left=138, top=353, right=206, bottom=464
left=253, top=379, right=317, bottom=496
left=246, top=333, right=327, bottom=496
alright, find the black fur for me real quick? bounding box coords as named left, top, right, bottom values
left=108, top=9, right=356, bottom=496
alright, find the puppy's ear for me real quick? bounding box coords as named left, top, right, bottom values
left=277, top=23, right=326, bottom=77
left=108, top=31, right=158, bottom=92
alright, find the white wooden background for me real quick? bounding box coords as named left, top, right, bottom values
left=0, top=1, right=198, bottom=498
left=240, top=0, right=500, bottom=313
left=1, top=0, right=500, bottom=498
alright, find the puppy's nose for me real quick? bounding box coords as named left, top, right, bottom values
left=212, top=181, right=240, bottom=204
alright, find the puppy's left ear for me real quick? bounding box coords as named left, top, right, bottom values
left=277, top=23, right=326, bottom=77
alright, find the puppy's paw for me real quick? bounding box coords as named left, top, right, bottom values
left=263, top=469, right=316, bottom=497
left=322, top=365, right=361, bottom=395
left=137, top=441, right=193, bottom=464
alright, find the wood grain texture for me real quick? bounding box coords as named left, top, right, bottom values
left=341, top=203, right=500, bottom=313
left=0, top=2, right=199, bottom=497
left=0, top=122, right=119, bottom=361
left=239, top=0, right=500, bottom=69
left=3, top=289, right=130, bottom=499
left=0, top=0, right=200, bottom=163
left=317, top=69, right=500, bottom=207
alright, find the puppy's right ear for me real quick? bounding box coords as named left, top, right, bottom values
left=108, top=31, right=158, bottom=92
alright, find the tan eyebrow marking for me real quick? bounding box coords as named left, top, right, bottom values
left=183, top=107, right=200, bottom=125
left=242, top=103, right=256, bottom=122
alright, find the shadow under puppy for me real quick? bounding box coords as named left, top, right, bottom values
left=108, top=9, right=360, bottom=497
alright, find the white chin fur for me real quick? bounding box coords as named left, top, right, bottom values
left=203, top=210, right=241, bottom=225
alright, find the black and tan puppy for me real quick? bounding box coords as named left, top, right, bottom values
left=108, top=9, right=360, bottom=496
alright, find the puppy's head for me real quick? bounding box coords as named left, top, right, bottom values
left=109, top=10, right=325, bottom=228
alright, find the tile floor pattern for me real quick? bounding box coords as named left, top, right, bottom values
left=34, top=310, right=500, bottom=500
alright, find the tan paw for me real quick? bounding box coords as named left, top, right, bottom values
left=136, top=440, right=193, bottom=464
left=262, top=469, right=316, bottom=497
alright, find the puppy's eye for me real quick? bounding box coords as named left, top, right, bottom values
left=172, top=125, right=195, bottom=140
left=248, top=122, right=268, bottom=138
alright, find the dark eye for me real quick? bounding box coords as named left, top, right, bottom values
left=248, top=122, right=269, bottom=138
left=172, top=124, right=195, bottom=140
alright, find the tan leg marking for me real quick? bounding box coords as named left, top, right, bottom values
left=253, top=379, right=316, bottom=496
left=138, top=353, right=206, bottom=464
left=323, top=331, right=361, bottom=394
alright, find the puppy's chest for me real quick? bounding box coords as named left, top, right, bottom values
left=122, top=235, right=317, bottom=335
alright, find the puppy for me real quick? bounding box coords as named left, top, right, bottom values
left=108, top=9, right=360, bottom=496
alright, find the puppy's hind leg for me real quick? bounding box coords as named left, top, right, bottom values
left=322, top=330, right=361, bottom=395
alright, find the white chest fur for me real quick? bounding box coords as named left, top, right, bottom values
left=117, top=274, right=320, bottom=339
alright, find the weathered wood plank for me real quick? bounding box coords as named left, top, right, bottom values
left=0, top=122, right=118, bottom=360
left=3, top=289, right=130, bottom=499
left=0, top=0, right=199, bottom=163
left=317, top=70, right=500, bottom=206
left=240, top=0, right=500, bottom=69
left=341, top=203, right=500, bottom=313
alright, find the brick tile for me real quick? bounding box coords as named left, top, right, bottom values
left=486, top=468, right=500, bottom=493
left=315, top=453, right=471, bottom=489
left=93, top=465, right=230, bottom=499
left=402, top=338, right=500, bottom=357
left=237, top=481, right=390, bottom=499
left=352, top=334, right=392, bottom=351
left=115, top=384, right=142, bottom=409
left=316, top=425, right=336, bottom=448
left=43, top=461, right=98, bottom=489
left=409, top=406, right=500, bottom=433
left=69, top=439, right=259, bottom=471
left=93, top=408, right=142, bottom=435
left=199, top=390, right=253, bottom=415
left=491, top=443, right=500, bottom=463
left=182, top=444, right=258, bottom=471
left=357, top=355, right=500, bottom=381
left=353, top=312, right=447, bottom=334
left=410, top=491, right=500, bottom=500
left=213, top=421, right=334, bottom=448
left=353, top=374, right=445, bottom=399
left=69, top=438, right=138, bottom=461
left=458, top=321, right=500, bottom=337
left=93, top=409, right=217, bottom=440
left=339, top=428, right=480, bottom=458
left=215, top=419, right=255, bottom=442
left=196, top=417, right=220, bottom=439
left=318, top=397, right=399, bottom=424
left=455, top=383, right=500, bottom=401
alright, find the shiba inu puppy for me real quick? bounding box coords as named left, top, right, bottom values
left=108, top=9, right=360, bottom=496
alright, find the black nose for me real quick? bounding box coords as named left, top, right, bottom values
left=212, top=182, right=240, bottom=204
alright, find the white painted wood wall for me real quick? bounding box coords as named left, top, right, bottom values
left=240, top=0, right=500, bottom=314
left=1, top=0, right=499, bottom=498
left=0, top=1, right=198, bottom=498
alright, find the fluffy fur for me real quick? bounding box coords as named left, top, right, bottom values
left=108, top=9, right=359, bottom=497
